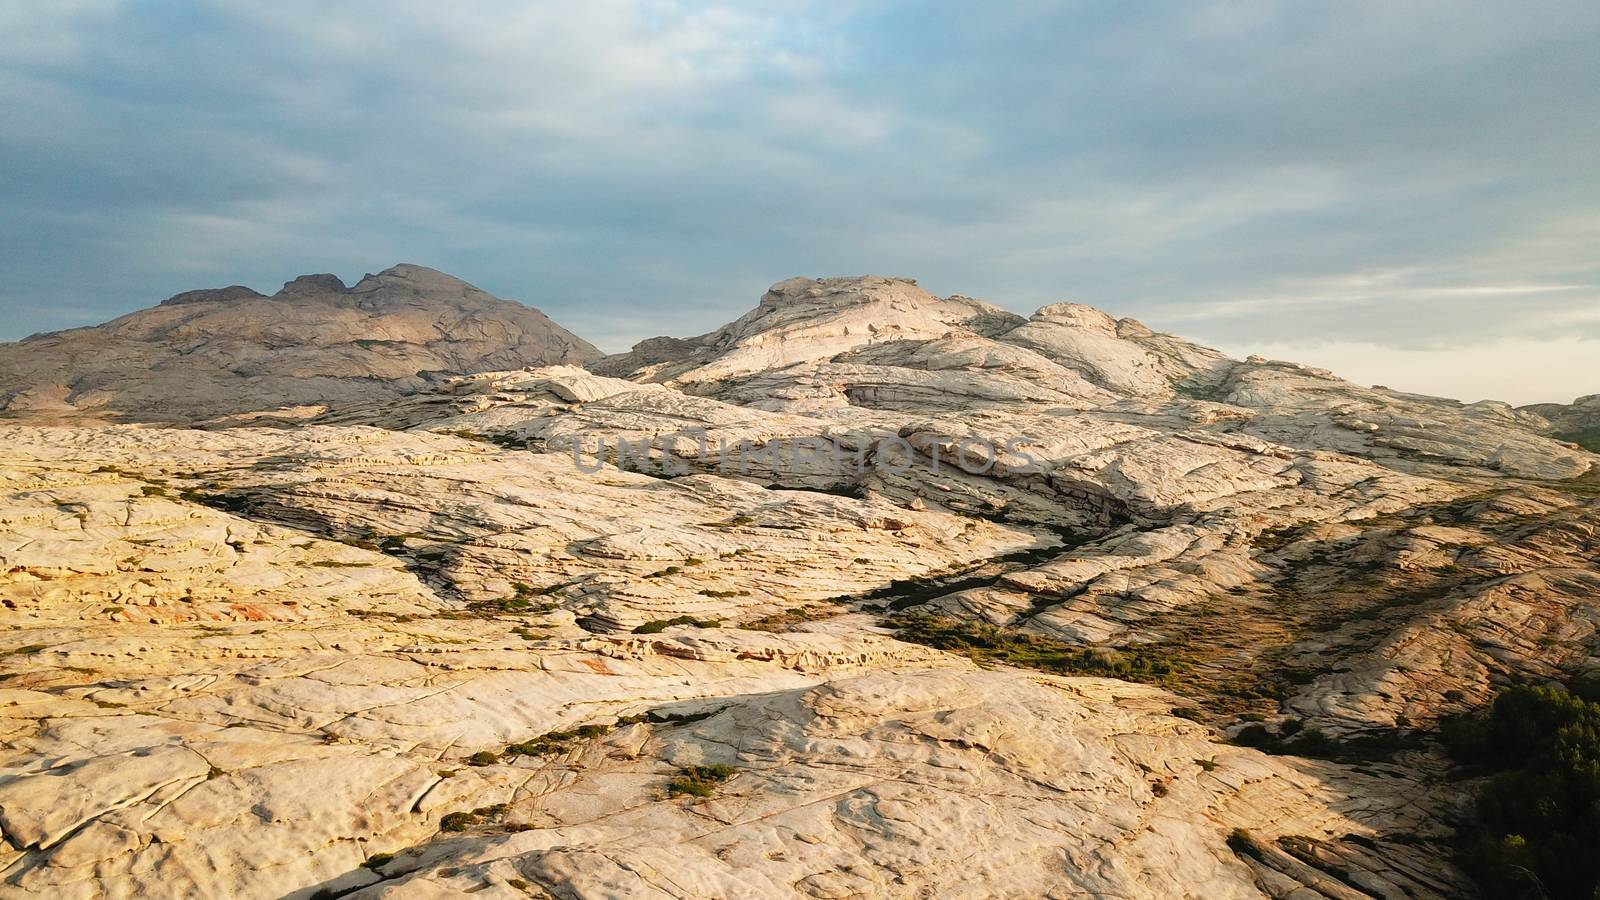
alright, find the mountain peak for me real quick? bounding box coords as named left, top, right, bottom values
left=347, top=264, right=489, bottom=304
left=276, top=273, right=348, bottom=296
left=758, top=275, right=925, bottom=310
left=1031, top=302, right=1118, bottom=330
left=158, top=285, right=267, bottom=307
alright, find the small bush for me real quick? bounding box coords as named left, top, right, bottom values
left=667, top=764, right=737, bottom=799
left=633, top=616, right=720, bottom=634
left=439, top=811, right=478, bottom=832
left=466, top=751, right=499, bottom=766
left=686, top=764, right=736, bottom=780
left=668, top=778, right=714, bottom=798
left=1227, top=828, right=1260, bottom=858
left=504, top=722, right=612, bottom=757
left=744, top=605, right=840, bottom=632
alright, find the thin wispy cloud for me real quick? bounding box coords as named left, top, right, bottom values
left=1, top=1, right=1596, bottom=402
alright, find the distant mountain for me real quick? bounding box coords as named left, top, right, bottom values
left=590, top=275, right=1588, bottom=480
left=1523, top=393, right=1600, bottom=452
left=0, top=264, right=599, bottom=423
left=590, top=274, right=1228, bottom=411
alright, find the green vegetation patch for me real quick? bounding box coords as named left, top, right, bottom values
left=439, top=811, right=478, bottom=832
left=504, top=723, right=610, bottom=757
left=632, top=615, right=720, bottom=634
left=1555, top=427, right=1600, bottom=454
left=886, top=613, right=1190, bottom=684
left=467, top=581, right=564, bottom=615
left=667, top=764, right=737, bottom=799
left=744, top=604, right=841, bottom=632
left=1442, top=681, right=1600, bottom=899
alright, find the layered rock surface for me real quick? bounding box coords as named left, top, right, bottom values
left=0, top=272, right=1594, bottom=898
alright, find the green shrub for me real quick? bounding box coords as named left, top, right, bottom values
left=667, top=777, right=714, bottom=798
left=1444, top=683, right=1600, bottom=899
left=439, top=811, right=478, bottom=832
left=632, top=616, right=720, bottom=634
left=503, top=722, right=612, bottom=757
left=1227, top=828, right=1260, bottom=858
left=686, top=764, right=736, bottom=780
left=667, top=764, right=737, bottom=799
left=466, top=750, right=499, bottom=766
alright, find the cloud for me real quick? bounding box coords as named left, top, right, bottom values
left=0, top=2, right=1597, bottom=401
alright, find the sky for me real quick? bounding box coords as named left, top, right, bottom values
left=1, top=2, right=1597, bottom=405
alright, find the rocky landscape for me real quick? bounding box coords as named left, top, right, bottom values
left=0, top=269, right=1595, bottom=898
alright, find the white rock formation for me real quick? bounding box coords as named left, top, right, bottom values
left=0, top=271, right=1593, bottom=898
